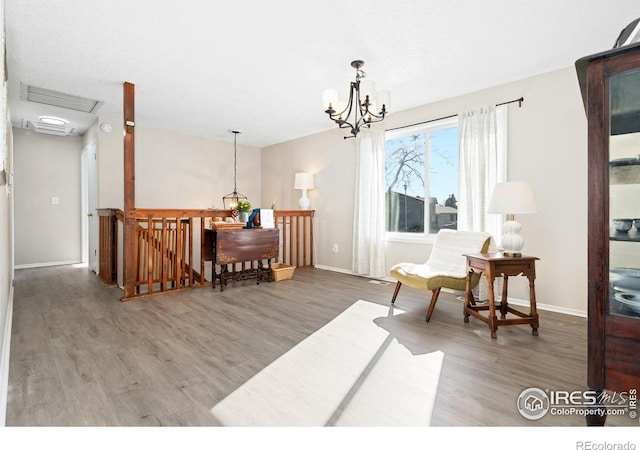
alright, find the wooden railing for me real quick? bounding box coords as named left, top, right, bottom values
left=134, top=217, right=198, bottom=294
left=274, top=210, right=314, bottom=269
left=124, top=209, right=232, bottom=299
left=98, top=208, right=315, bottom=300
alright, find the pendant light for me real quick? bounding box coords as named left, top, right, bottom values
left=222, top=130, right=248, bottom=209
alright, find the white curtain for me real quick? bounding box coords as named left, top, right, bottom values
left=458, top=105, right=507, bottom=300
left=458, top=104, right=507, bottom=241
left=352, top=130, right=386, bottom=278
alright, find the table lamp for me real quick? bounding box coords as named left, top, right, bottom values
left=487, top=181, right=538, bottom=256
left=294, top=172, right=314, bottom=210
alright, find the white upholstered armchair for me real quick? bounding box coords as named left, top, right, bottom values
left=389, top=229, right=492, bottom=322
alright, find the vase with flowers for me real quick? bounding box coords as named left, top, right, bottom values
left=237, top=200, right=251, bottom=223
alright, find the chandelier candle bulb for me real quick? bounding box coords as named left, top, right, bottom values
left=376, top=90, right=391, bottom=111
left=322, top=89, right=338, bottom=110
left=359, top=79, right=376, bottom=103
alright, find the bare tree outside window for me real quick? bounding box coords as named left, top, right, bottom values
left=385, top=121, right=459, bottom=234
left=385, top=134, right=425, bottom=232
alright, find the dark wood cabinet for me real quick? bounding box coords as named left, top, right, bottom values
left=577, top=43, right=640, bottom=425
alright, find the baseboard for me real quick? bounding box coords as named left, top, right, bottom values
left=0, top=282, right=13, bottom=426
left=315, top=265, right=392, bottom=283
left=314, top=265, right=587, bottom=318
left=507, top=298, right=587, bottom=318
left=313, top=264, right=355, bottom=276
left=15, top=260, right=82, bottom=270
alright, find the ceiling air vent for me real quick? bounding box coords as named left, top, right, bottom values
left=22, top=119, right=76, bottom=136
left=20, top=83, right=103, bottom=114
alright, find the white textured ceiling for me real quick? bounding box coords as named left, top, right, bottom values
left=5, top=0, right=640, bottom=148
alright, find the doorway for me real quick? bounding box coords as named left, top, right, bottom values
left=81, top=141, right=98, bottom=272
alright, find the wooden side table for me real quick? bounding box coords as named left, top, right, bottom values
left=463, top=253, right=540, bottom=338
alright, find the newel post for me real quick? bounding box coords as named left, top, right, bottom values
left=123, top=81, right=136, bottom=299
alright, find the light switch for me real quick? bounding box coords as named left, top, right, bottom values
left=51, top=196, right=59, bottom=205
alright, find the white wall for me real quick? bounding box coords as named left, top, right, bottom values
left=0, top=0, right=13, bottom=425
left=261, top=128, right=357, bottom=270
left=96, top=119, right=262, bottom=210
left=13, top=128, right=82, bottom=267
left=0, top=122, right=11, bottom=428
left=262, top=66, right=589, bottom=316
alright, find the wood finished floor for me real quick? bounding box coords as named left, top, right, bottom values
left=6, top=264, right=632, bottom=426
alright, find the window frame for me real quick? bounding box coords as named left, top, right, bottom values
left=384, top=115, right=459, bottom=243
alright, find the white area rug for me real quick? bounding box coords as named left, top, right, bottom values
left=210, top=300, right=445, bottom=426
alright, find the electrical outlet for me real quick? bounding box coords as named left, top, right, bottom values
left=331, top=244, right=339, bottom=253
left=51, top=196, right=59, bottom=205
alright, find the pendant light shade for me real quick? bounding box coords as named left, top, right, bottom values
left=222, top=130, right=248, bottom=210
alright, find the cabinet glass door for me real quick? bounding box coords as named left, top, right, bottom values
left=609, top=68, right=640, bottom=318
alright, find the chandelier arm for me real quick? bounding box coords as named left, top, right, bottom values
left=353, top=80, right=363, bottom=135
left=326, top=113, right=357, bottom=133
left=326, top=81, right=359, bottom=136
left=342, top=81, right=358, bottom=120
left=336, top=122, right=358, bottom=132
left=361, top=109, right=387, bottom=123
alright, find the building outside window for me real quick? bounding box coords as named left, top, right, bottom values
left=385, top=116, right=459, bottom=237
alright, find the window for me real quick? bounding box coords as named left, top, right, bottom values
left=385, top=117, right=459, bottom=236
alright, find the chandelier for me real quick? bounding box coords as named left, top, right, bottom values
left=222, top=130, right=248, bottom=210
left=322, top=60, right=390, bottom=139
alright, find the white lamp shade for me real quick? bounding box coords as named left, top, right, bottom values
left=359, top=79, right=377, bottom=103
left=294, top=172, right=314, bottom=190
left=376, top=90, right=391, bottom=111
left=322, top=89, right=338, bottom=109
left=487, top=181, right=537, bottom=215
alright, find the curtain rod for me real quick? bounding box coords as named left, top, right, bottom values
left=386, top=96, right=524, bottom=132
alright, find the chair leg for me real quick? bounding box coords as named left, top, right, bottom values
left=425, top=288, right=441, bottom=322
left=391, top=282, right=402, bottom=304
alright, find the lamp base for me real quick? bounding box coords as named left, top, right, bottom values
left=500, top=219, right=525, bottom=257
left=298, top=194, right=310, bottom=210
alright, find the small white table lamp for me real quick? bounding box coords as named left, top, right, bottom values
left=487, top=181, right=538, bottom=256
left=294, top=172, right=314, bottom=210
